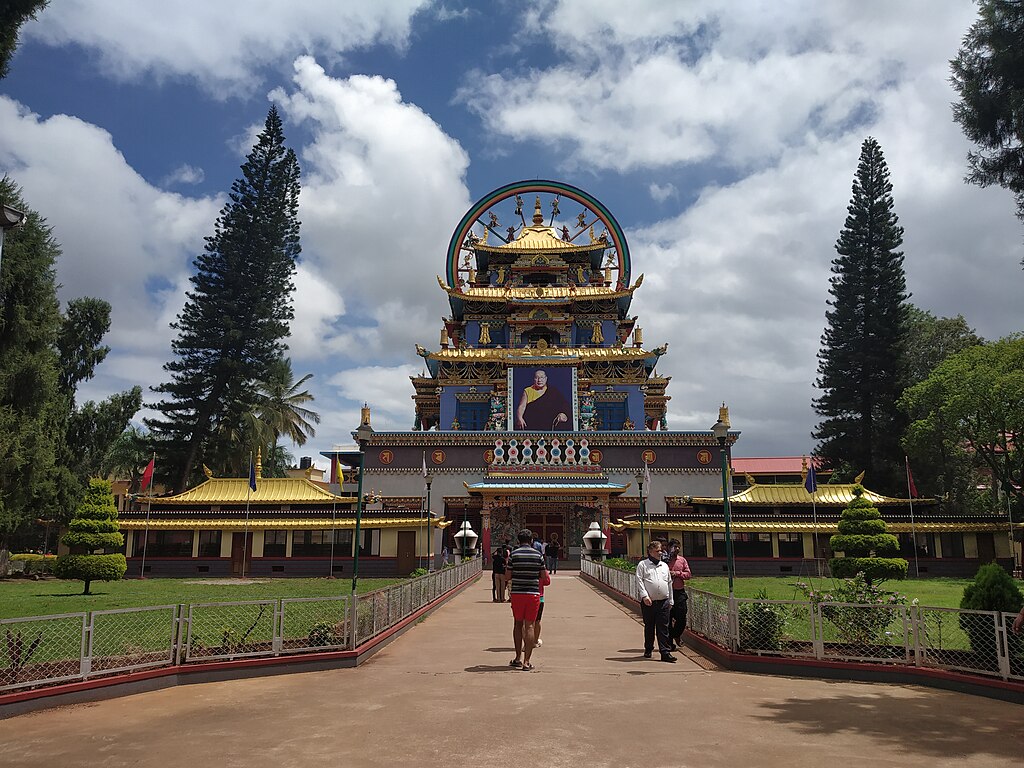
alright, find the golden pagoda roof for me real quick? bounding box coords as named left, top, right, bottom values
left=138, top=477, right=356, bottom=506
left=685, top=483, right=933, bottom=507
left=427, top=345, right=654, bottom=363
left=612, top=520, right=1013, bottom=533
left=437, top=274, right=638, bottom=301
left=472, top=224, right=604, bottom=255
left=119, top=517, right=447, bottom=530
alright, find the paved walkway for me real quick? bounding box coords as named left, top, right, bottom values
left=1, top=573, right=1020, bottom=767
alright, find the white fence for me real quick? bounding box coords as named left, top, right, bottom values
left=582, top=559, right=1024, bottom=682
left=0, top=559, right=481, bottom=694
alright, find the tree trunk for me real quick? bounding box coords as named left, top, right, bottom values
left=83, top=579, right=91, bottom=595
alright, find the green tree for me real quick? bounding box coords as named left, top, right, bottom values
left=901, top=335, right=1024, bottom=513
left=53, top=479, right=126, bottom=594
left=829, top=485, right=907, bottom=584
left=256, top=357, right=319, bottom=476
left=951, top=0, right=1024, bottom=242
left=147, top=106, right=302, bottom=490
left=900, top=307, right=985, bottom=509
left=56, top=297, right=111, bottom=396
left=0, top=178, right=62, bottom=552
left=0, top=1, right=47, bottom=79
left=102, top=425, right=153, bottom=494
left=813, top=137, right=910, bottom=493
left=66, top=387, right=144, bottom=481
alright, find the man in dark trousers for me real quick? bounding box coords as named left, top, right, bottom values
left=635, top=540, right=675, bottom=662
left=666, top=538, right=691, bottom=650
left=506, top=529, right=547, bottom=671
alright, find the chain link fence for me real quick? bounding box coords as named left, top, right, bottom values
left=583, top=559, right=1024, bottom=681
left=0, top=559, right=482, bottom=694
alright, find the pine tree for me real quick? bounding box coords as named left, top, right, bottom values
left=0, top=177, right=62, bottom=553
left=147, top=107, right=301, bottom=491
left=813, top=137, right=910, bottom=493
left=53, top=478, right=126, bottom=595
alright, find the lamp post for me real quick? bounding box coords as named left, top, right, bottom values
left=349, top=422, right=373, bottom=596
left=1, top=202, right=26, bottom=286
left=454, top=520, right=478, bottom=561
left=424, top=471, right=433, bottom=572
left=711, top=418, right=735, bottom=599
left=635, top=471, right=647, bottom=557
left=582, top=521, right=608, bottom=561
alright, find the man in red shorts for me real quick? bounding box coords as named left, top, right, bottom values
left=506, top=528, right=546, bottom=671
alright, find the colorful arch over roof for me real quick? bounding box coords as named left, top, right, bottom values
left=445, top=180, right=630, bottom=291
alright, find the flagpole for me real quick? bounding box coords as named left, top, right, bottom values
left=906, top=456, right=920, bottom=579
left=421, top=451, right=426, bottom=573
left=812, top=488, right=819, bottom=578
left=329, top=460, right=337, bottom=579
left=139, top=452, right=155, bottom=579
left=243, top=451, right=252, bottom=579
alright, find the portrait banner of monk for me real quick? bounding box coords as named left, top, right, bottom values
left=508, top=366, right=577, bottom=431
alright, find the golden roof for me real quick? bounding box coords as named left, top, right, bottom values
left=437, top=275, right=637, bottom=301
left=119, top=517, right=446, bottom=530
left=138, top=477, right=356, bottom=506
left=686, top=483, right=932, bottom=507
left=613, top=520, right=1013, bottom=533
left=428, top=345, right=653, bottom=363
left=473, top=224, right=603, bottom=255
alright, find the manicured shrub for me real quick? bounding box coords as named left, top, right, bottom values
left=829, top=485, right=907, bottom=584
left=959, top=563, right=1023, bottom=663
left=738, top=589, right=788, bottom=651
left=54, top=479, right=126, bottom=594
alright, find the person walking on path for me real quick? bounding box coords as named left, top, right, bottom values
left=506, top=529, right=547, bottom=671
left=545, top=534, right=560, bottom=574
left=534, top=562, right=552, bottom=648
left=492, top=548, right=508, bottom=602
left=636, top=540, right=676, bottom=662
left=666, top=538, right=691, bottom=651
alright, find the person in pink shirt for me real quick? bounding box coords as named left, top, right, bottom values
left=666, top=539, right=691, bottom=651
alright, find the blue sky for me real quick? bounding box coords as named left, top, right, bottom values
left=2, top=1, right=1021, bottom=468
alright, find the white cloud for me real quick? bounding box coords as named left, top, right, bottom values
left=161, top=163, right=205, bottom=187
left=329, top=364, right=421, bottom=430
left=28, top=1, right=431, bottom=96
left=649, top=182, right=676, bottom=203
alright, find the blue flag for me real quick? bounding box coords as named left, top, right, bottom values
left=248, top=454, right=257, bottom=492
left=804, top=462, right=817, bottom=494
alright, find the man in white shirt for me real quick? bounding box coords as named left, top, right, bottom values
left=635, top=540, right=676, bottom=662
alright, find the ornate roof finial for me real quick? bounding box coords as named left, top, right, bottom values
left=718, top=402, right=730, bottom=428
left=361, top=403, right=372, bottom=428
left=533, top=195, right=544, bottom=226
left=800, top=456, right=808, bottom=483
left=255, top=446, right=262, bottom=479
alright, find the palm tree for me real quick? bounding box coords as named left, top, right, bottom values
left=256, top=358, right=321, bottom=475
left=101, top=425, right=151, bottom=493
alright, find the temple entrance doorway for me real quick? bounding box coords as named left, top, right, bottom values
left=487, top=500, right=604, bottom=564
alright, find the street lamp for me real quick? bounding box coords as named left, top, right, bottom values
left=582, top=521, right=608, bottom=561
left=0, top=202, right=26, bottom=283
left=423, top=471, right=433, bottom=572
left=348, top=420, right=374, bottom=596
left=454, top=520, right=478, bottom=560
left=635, top=470, right=647, bottom=557
left=711, top=418, right=735, bottom=598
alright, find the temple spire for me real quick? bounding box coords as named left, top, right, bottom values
left=532, top=196, right=544, bottom=226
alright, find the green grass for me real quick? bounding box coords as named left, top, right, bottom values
left=0, top=576, right=405, bottom=620
left=689, top=575, right=978, bottom=608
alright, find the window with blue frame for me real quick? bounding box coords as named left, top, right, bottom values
left=457, top=400, right=490, bottom=430
left=595, top=400, right=627, bottom=430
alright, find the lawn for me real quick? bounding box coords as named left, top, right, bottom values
left=688, top=575, right=978, bottom=608
left=0, top=576, right=405, bottom=620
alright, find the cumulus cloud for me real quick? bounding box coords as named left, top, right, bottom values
left=0, top=96, right=219, bottom=407
left=161, top=163, right=205, bottom=186
left=649, top=182, right=676, bottom=203
left=27, top=1, right=431, bottom=96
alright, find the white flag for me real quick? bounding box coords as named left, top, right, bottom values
left=422, top=451, right=427, bottom=480
left=643, top=461, right=651, bottom=497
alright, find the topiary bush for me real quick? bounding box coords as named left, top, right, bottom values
left=604, top=557, right=635, bottom=573
left=54, top=478, right=126, bottom=594
left=829, top=485, right=907, bottom=584
left=959, top=563, right=1023, bottom=664
left=738, top=589, right=788, bottom=651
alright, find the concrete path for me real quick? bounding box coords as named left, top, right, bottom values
left=0, top=573, right=1020, bottom=768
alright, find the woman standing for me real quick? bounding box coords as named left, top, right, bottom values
left=492, top=548, right=508, bottom=602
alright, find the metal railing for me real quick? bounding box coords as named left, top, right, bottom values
left=584, top=559, right=1024, bottom=682
left=0, top=559, right=481, bottom=694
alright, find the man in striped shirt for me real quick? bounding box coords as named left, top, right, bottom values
left=505, top=528, right=547, bottom=671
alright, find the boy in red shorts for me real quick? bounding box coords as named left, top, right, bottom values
left=506, top=529, right=547, bottom=671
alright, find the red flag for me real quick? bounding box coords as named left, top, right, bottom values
left=906, top=458, right=918, bottom=498
left=140, top=458, right=155, bottom=491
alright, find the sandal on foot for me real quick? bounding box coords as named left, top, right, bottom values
left=509, top=659, right=523, bottom=668
left=521, top=662, right=535, bottom=672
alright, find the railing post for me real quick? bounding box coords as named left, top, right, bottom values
left=812, top=603, right=824, bottom=659
left=910, top=604, right=922, bottom=666
left=998, top=614, right=1011, bottom=680
left=272, top=599, right=283, bottom=654
left=728, top=595, right=739, bottom=652
left=81, top=612, right=93, bottom=678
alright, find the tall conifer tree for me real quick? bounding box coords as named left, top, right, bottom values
left=148, top=107, right=301, bottom=491
left=813, top=137, right=909, bottom=493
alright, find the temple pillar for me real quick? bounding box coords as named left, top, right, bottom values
left=481, top=502, right=492, bottom=560
left=597, top=498, right=611, bottom=553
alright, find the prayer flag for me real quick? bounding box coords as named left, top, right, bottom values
left=248, top=454, right=257, bottom=492
left=642, top=461, right=650, bottom=497
left=422, top=451, right=428, bottom=479
left=140, top=458, right=155, bottom=491
left=805, top=460, right=817, bottom=494
left=906, top=457, right=918, bottom=498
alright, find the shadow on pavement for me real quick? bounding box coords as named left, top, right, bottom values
left=464, top=665, right=520, bottom=673
left=756, top=692, right=1021, bottom=760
